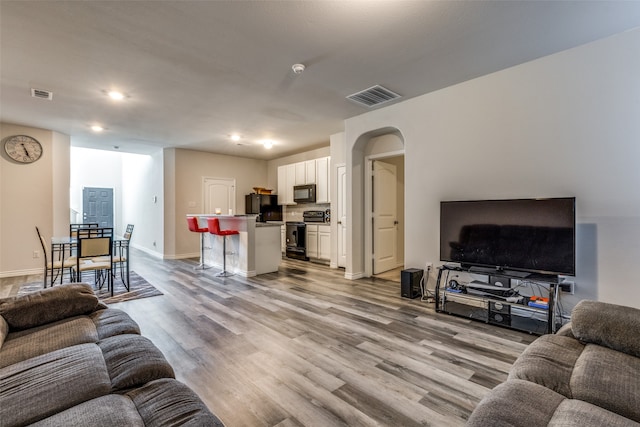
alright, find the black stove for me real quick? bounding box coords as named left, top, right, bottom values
left=285, top=221, right=308, bottom=260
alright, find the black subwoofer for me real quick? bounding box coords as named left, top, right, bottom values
left=401, top=268, right=423, bottom=299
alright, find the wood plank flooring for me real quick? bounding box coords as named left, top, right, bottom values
left=0, top=251, right=537, bottom=426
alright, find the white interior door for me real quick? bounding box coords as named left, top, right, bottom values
left=373, top=161, right=397, bottom=274
left=203, top=177, right=236, bottom=215
left=337, top=165, right=347, bottom=268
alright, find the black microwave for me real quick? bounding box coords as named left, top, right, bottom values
left=293, top=184, right=316, bottom=203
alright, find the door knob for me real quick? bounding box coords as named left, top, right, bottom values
left=394, top=220, right=399, bottom=225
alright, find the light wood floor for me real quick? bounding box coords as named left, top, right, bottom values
left=0, top=251, right=537, bottom=426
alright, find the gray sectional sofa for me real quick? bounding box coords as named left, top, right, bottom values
left=468, top=299, right=640, bottom=426
left=0, top=283, right=224, bottom=426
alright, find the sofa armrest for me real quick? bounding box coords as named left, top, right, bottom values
left=0, top=283, right=100, bottom=331
left=571, top=299, right=640, bottom=358
left=555, top=322, right=574, bottom=338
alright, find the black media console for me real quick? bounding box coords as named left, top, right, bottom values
left=435, top=265, right=561, bottom=335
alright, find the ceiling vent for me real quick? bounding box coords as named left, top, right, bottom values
left=31, top=88, right=53, bottom=100
left=346, top=85, right=401, bottom=108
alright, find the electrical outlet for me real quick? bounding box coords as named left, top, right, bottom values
left=33, top=250, right=39, bottom=259
left=559, top=281, right=575, bottom=294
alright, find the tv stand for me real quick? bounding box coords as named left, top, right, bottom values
left=435, top=265, right=560, bottom=334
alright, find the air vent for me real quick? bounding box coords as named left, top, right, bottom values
left=346, top=85, right=401, bottom=108
left=31, top=88, right=53, bottom=100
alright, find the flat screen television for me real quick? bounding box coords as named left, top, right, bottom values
left=440, top=197, right=575, bottom=277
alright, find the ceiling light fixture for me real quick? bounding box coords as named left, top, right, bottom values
left=91, top=125, right=104, bottom=132
left=292, top=63, right=305, bottom=74
left=108, top=91, right=125, bottom=100
left=230, top=134, right=241, bottom=141
left=262, top=140, right=274, bottom=149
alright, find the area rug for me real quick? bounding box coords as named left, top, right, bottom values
left=17, top=271, right=163, bottom=304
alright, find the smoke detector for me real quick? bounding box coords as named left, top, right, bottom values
left=292, top=63, right=305, bottom=74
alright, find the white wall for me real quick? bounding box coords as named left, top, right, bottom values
left=70, top=147, right=123, bottom=230
left=1, top=123, right=70, bottom=277
left=343, top=28, right=640, bottom=310
left=122, top=150, right=164, bottom=257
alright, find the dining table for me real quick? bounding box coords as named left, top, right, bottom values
left=50, top=235, right=131, bottom=290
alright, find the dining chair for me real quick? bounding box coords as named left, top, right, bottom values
left=69, top=223, right=99, bottom=238
left=35, top=226, right=75, bottom=288
left=93, top=224, right=133, bottom=291
left=73, top=232, right=113, bottom=296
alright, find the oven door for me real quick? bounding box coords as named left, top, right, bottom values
left=285, top=222, right=308, bottom=260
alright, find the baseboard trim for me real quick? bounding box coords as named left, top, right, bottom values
left=0, top=268, right=42, bottom=278
left=345, top=271, right=364, bottom=280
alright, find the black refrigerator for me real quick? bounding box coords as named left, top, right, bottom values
left=245, top=194, right=282, bottom=222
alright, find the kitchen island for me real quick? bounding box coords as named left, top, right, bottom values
left=188, top=214, right=282, bottom=277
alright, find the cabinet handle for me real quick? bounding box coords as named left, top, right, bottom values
left=394, top=220, right=399, bottom=225
left=337, top=221, right=342, bottom=224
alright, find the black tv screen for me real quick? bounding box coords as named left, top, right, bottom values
left=440, top=198, right=576, bottom=276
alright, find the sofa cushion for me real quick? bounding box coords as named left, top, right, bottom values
left=89, top=308, right=141, bottom=339
left=28, top=394, right=145, bottom=427
left=571, top=344, right=640, bottom=423
left=550, top=396, right=640, bottom=426
left=0, top=315, right=7, bottom=349
left=126, top=378, right=224, bottom=427
left=508, top=334, right=585, bottom=398
left=98, top=334, right=175, bottom=391
left=468, top=379, right=640, bottom=427
left=0, top=317, right=98, bottom=368
left=467, top=379, right=565, bottom=426
left=572, top=300, right=640, bottom=358
left=0, top=343, right=112, bottom=426
left=0, top=283, right=99, bottom=331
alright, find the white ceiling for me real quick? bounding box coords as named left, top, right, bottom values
left=2, top=1, right=640, bottom=160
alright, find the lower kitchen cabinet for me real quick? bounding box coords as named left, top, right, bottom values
left=306, top=224, right=330, bottom=262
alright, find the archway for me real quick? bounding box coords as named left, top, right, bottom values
left=346, top=127, right=405, bottom=279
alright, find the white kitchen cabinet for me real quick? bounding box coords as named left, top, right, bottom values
left=276, top=156, right=330, bottom=205
left=305, top=160, right=316, bottom=184
left=277, top=164, right=297, bottom=205
left=306, top=224, right=330, bottom=262
left=306, top=225, right=319, bottom=258
left=294, top=162, right=306, bottom=185
left=318, top=225, right=331, bottom=260
left=277, top=166, right=286, bottom=205
left=315, top=157, right=330, bottom=203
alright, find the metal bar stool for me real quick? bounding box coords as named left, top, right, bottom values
left=187, top=216, right=210, bottom=270
left=207, top=217, right=239, bottom=277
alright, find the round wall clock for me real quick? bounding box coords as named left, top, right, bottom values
left=3, top=135, right=43, bottom=163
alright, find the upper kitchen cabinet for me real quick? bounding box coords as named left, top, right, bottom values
left=315, top=157, right=329, bottom=204
left=277, top=156, right=330, bottom=205
left=278, top=164, right=296, bottom=205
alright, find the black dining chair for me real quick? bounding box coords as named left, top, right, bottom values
left=92, top=224, right=134, bottom=291
left=35, top=226, right=75, bottom=288
left=73, top=230, right=114, bottom=295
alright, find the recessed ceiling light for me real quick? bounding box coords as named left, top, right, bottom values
left=108, top=91, right=125, bottom=100
left=262, top=140, right=274, bottom=149
left=91, top=125, right=104, bottom=132
left=230, top=134, right=241, bottom=141
left=292, top=63, right=305, bottom=74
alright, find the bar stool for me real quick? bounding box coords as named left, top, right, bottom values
left=187, top=217, right=210, bottom=270
left=207, top=217, right=239, bottom=277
